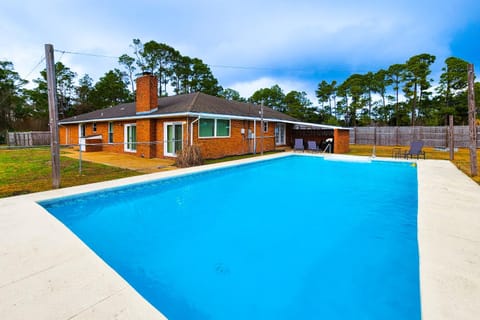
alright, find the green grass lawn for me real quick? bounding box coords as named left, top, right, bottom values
left=347, top=144, right=480, bottom=184
left=0, top=147, right=139, bottom=198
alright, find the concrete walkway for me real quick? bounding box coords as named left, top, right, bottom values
left=62, top=149, right=176, bottom=173
left=0, top=153, right=479, bottom=319
left=0, top=191, right=167, bottom=319
left=417, top=160, right=480, bottom=319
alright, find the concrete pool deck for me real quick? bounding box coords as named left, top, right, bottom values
left=0, top=152, right=479, bottom=319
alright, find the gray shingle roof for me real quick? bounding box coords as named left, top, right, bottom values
left=60, top=92, right=299, bottom=123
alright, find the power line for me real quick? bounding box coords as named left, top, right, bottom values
left=53, top=48, right=308, bottom=72
left=0, top=56, right=46, bottom=107
left=51, top=46, right=404, bottom=77
left=56, top=51, right=65, bottom=63
left=54, top=49, right=119, bottom=59
left=24, top=56, right=46, bottom=79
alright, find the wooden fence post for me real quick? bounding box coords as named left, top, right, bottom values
left=395, top=126, right=399, bottom=146
left=449, top=115, right=454, bottom=160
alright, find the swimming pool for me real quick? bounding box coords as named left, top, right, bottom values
left=40, top=155, right=420, bottom=319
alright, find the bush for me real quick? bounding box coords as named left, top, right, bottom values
left=175, top=144, right=204, bottom=168
left=0, top=131, right=6, bottom=145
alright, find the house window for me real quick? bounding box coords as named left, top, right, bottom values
left=199, top=119, right=215, bottom=137
left=263, top=121, right=268, bottom=133
left=108, top=122, right=114, bottom=143
left=199, top=118, right=230, bottom=138
left=275, top=123, right=286, bottom=145
left=216, top=119, right=230, bottom=136
left=92, top=122, right=97, bottom=133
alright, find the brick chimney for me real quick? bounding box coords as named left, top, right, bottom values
left=136, top=72, right=158, bottom=114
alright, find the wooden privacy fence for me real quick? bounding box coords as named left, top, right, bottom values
left=7, top=131, right=51, bottom=147
left=350, top=126, right=480, bottom=147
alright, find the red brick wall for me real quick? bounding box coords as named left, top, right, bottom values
left=108, top=121, right=128, bottom=153
left=252, top=120, right=276, bottom=154
left=136, top=119, right=156, bottom=158
left=190, top=119, right=277, bottom=159
left=59, top=125, right=77, bottom=145
left=60, top=123, right=105, bottom=146
left=60, top=121, right=129, bottom=153
left=60, top=118, right=283, bottom=160
left=334, top=129, right=350, bottom=153
left=152, top=117, right=187, bottom=159
left=135, top=74, right=158, bottom=114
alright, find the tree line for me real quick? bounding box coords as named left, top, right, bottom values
left=315, top=54, right=479, bottom=127
left=1, top=39, right=479, bottom=143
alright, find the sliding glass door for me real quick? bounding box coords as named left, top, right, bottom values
left=164, top=122, right=183, bottom=156
left=124, top=124, right=137, bottom=152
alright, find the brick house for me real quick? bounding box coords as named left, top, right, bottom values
left=59, top=73, right=349, bottom=159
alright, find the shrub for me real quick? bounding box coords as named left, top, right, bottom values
left=175, top=144, right=204, bottom=168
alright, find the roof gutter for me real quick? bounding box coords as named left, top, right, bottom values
left=59, top=112, right=350, bottom=130
left=59, top=112, right=283, bottom=124
left=279, top=120, right=351, bottom=130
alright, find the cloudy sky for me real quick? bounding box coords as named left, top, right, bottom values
left=1, top=0, right=479, bottom=102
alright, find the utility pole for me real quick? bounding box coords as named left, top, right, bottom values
left=467, top=64, right=478, bottom=176
left=45, top=44, right=61, bottom=188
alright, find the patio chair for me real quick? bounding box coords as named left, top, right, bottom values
left=294, top=139, right=304, bottom=152
left=404, top=141, right=426, bottom=159
left=307, top=140, right=319, bottom=152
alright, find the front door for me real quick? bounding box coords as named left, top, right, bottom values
left=164, top=123, right=183, bottom=157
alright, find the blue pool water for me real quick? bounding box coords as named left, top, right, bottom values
left=41, top=155, right=420, bottom=320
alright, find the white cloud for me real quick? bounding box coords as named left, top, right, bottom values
left=1, top=0, right=479, bottom=97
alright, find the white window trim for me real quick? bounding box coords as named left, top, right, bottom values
left=164, top=122, right=184, bottom=157
left=263, top=121, right=269, bottom=133
left=92, top=122, right=97, bottom=133
left=124, top=123, right=137, bottom=153
left=78, top=123, right=86, bottom=138
left=275, top=123, right=286, bottom=146
left=108, top=122, right=114, bottom=144
left=78, top=124, right=86, bottom=151
left=198, top=118, right=231, bottom=139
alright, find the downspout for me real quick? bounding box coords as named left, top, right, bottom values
left=190, top=117, right=200, bottom=146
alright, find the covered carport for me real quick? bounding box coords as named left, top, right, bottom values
left=288, top=122, right=351, bottom=153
